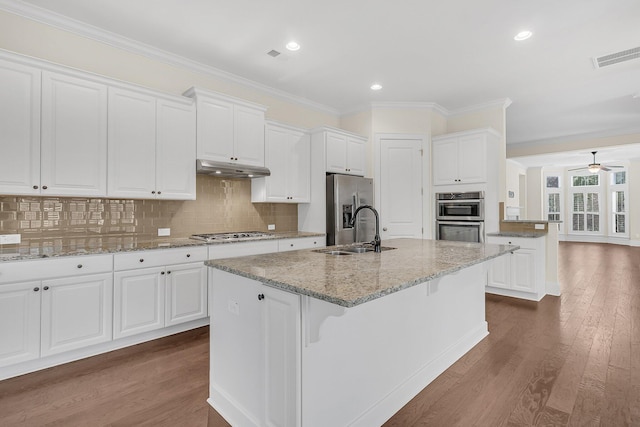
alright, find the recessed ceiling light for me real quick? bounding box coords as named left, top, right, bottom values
left=286, top=41, right=300, bottom=51
left=370, top=83, right=383, bottom=91
left=633, top=91, right=640, bottom=99
left=514, top=30, right=533, bottom=41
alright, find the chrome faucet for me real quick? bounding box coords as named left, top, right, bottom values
left=349, top=205, right=382, bottom=253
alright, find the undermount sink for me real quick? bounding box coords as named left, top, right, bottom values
left=313, top=246, right=396, bottom=256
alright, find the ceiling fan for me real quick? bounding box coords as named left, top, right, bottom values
left=568, top=151, right=624, bottom=173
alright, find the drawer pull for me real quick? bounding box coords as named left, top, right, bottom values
left=139, top=259, right=144, bottom=263
left=77, top=264, right=83, bottom=269
left=290, top=244, right=294, bottom=247
left=258, top=293, right=265, bottom=301
left=186, top=254, right=191, bottom=258
left=33, top=287, right=40, bottom=292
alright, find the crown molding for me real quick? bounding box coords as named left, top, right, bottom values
left=371, top=101, right=449, bottom=116
left=0, top=0, right=340, bottom=117
left=447, top=98, right=513, bottom=116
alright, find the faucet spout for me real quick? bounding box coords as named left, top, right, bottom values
left=348, top=205, right=382, bottom=253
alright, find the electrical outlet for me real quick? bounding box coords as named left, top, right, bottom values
left=534, top=224, right=545, bottom=230
left=0, top=234, right=21, bottom=245
left=158, top=228, right=171, bottom=237
left=268, top=224, right=276, bottom=231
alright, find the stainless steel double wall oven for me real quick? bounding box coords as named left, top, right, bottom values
left=435, top=191, right=485, bottom=243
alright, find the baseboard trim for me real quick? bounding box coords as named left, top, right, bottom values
left=546, top=281, right=561, bottom=296
left=485, top=286, right=543, bottom=301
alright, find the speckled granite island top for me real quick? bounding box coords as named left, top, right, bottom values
left=206, top=238, right=518, bottom=307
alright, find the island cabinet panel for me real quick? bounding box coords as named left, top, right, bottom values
left=207, top=261, right=489, bottom=427
left=209, top=270, right=301, bottom=427
left=486, top=235, right=545, bottom=301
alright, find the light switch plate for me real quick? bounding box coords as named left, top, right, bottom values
left=534, top=224, right=545, bottom=230
left=158, top=228, right=171, bottom=237
left=268, top=224, right=276, bottom=231
left=0, top=234, right=21, bottom=245
left=228, top=300, right=239, bottom=315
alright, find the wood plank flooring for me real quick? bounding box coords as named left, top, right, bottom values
left=0, top=242, right=637, bottom=426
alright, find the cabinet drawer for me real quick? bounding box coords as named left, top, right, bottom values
left=208, top=240, right=279, bottom=259
left=114, top=246, right=207, bottom=271
left=278, top=237, right=324, bottom=252
left=486, top=236, right=540, bottom=250
left=0, top=254, right=113, bottom=284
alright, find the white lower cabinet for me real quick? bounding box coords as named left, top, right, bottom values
left=486, top=235, right=545, bottom=301
left=210, top=270, right=300, bottom=427
left=0, top=255, right=113, bottom=367
left=113, top=247, right=208, bottom=339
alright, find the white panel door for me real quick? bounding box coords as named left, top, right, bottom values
left=262, top=285, right=301, bottom=427
left=0, top=281, right=41, bottom=367
left=107, top=87, right=157, bottom=198
left=165, top=263, right=207, bottom=326
left=325, top=132, right=347, bottom=173
left=511, top=249, right=536, bottom=292
left=156, top=99, right=196, bottom=200
left=114, top=267, right=165, bottom=339
left=196, top=96, right=234, bottom=161
left=264, top=125, right=290, bottom=202
left=41, top=71, right=107, bottom=196
left=457, top=134, right=486, bottom=184
left=0, top=59, right=41, bottom=195
left=40, top=273, right=113, bottom=356
left=233, top=105, right=265, bottom=166
left=346, top=136, right=365, bottom=176
left=380, top=138, right=423, bottom=239
left=487, top=253, right=511, bottom=289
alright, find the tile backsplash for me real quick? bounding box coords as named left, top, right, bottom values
left=0, top=175, right=298, bottom=239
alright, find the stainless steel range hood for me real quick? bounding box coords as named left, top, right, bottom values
left=196, top=159, right=270, bottom=178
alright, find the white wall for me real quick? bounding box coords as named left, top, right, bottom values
left=526, top=167, right=544, bottom=220
left=505, top=159, right=527, bottom=212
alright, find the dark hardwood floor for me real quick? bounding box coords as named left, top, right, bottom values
left=0, top=242, right=637, bottom=426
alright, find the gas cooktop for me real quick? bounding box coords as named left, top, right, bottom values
left=190, top=231, right=273, bottom=242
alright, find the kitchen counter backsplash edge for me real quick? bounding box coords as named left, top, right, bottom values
left=0, top=231, right=325, bottom=262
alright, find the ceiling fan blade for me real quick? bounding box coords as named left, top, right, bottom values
left=600, top=166, right=611, bottom=171
left=606, top=165, right=624, bottom=169
left=568, top=167, right=587, bottom=171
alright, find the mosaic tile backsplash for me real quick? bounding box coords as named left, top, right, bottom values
left=0, top=175, right=298, bottom=239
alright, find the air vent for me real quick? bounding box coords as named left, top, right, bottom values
left=267, top=49, right=281, bottom=57
left=593, top=47, right=640, bottom=68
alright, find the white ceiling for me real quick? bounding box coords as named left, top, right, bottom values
left=7, top=0, right=640, bottom=154
left=510, top=144, right=640, bottom=169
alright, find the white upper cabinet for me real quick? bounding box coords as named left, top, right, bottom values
left=184, top=87, right=267, bottom=167
left=252, top=122, right=310, bottom=203
left=323, top=129, right=366, bottom=176
left=432, top=128, right=499, bottom=186
left=41, top=71, right=108, bottom=196
left=0, top=58, right=41, bottom=195
left=107, top=87, right=196, bottom=200
left=107, top=87, right=157, bottom=198
left=155, top=99, right=196, bottom=200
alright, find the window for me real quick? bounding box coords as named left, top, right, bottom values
left=570, top=172, right=602, bottom=235
left=609, top=170, right=628, bottom=237
left=543, top=171, right=563, bottom=229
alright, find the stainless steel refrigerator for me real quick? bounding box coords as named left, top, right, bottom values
left=326, top=174, right=375, bottom=246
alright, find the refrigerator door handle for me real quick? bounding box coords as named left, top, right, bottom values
left=353, top=192, right=359, bottom=241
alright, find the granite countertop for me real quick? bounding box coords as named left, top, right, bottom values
left=206, top=238, right=517, bottom=308
left=0, top=231, right=324, bottom=262
left=487, top=232, right=546, bottom=238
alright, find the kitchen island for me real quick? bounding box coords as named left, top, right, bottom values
left=206, top=238, right=516, bottom=427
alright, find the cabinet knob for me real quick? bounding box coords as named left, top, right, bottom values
left=33, top=185, right=39, bottom=189
left=77, top=264, right=83, bottom=269
left=33, top=287, right=40, bottom=292
left=139, top=258, right=144, bottom=263
left=290, top=243, right=294, bottom=247
left=235, top=157, right=238, bottom=161
left=43, top=286, right=49, bottom=291
left=383, top=227, right=388, bottom=231
left=186, top=254, right=191, bottom=258
left=151, top=191, right=156, bottom=194
left=167, top=271, right=171, bottom=274
left=157, top=191, right=162, bottom=195
left=42, top=185, right=48, bottom=190
left=161, top=271, right=165, bottom=275
left=258, top=293, right=265, bottom=301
